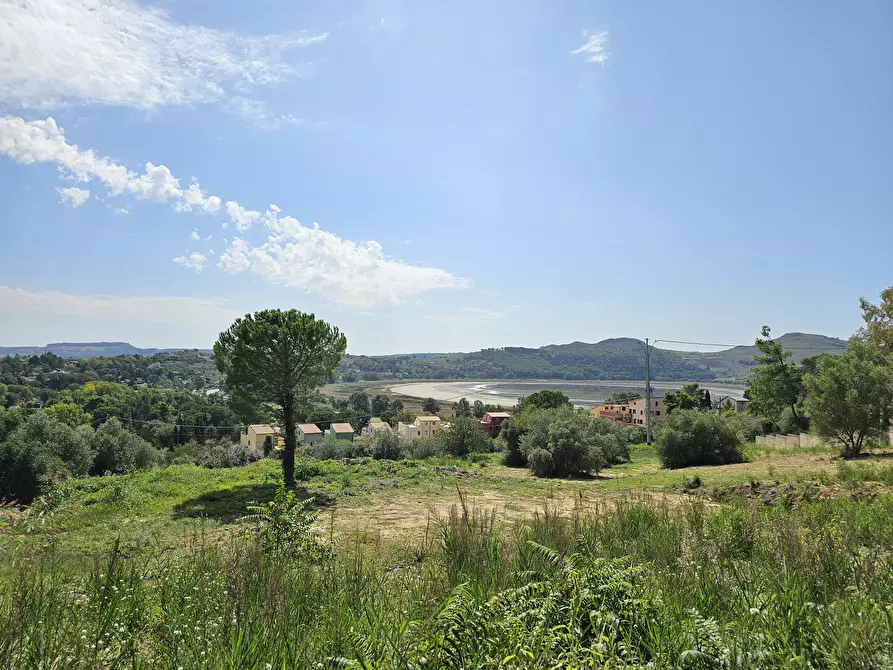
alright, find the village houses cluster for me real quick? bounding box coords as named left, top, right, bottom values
left=240, top=409, right=516, bottom=448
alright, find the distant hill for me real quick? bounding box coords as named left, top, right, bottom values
left=0, top=342, right=211, bottom=358
left=336, top=333, right=848, bottom=383
left=1, top=334, right=848, bottom=382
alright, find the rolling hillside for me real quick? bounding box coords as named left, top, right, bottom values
left=1, top=334, right=847, bottom=382
left=336, top=333, right=848, bottom=382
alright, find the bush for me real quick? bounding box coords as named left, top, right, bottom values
left=405, top=438, right=442, bottom=460
left=437, top=416, right=491, bottom=457
left=500, top=418, right=526, bottom=467
left=0, top=412, right=94, bottom=503
left=655, top=410, right=743, bottom=469
left=371, top=429, right=405, bottom=460
left=593, top=432, right=629, bottom=465
left=169, top=441, right=261, bottom=468
left=307, top=438, right=369, bottom=460
left=726, top=413, right=763, bottom=443
left=527, top=448, right=554, bottom=477
left=520, top=407, right=609, bottom=477
left=90, top=418, right=159, bottom=475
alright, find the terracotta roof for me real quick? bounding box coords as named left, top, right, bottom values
left=330, top=423, right=354, bottom=433
left=485, top=412, right=512, bottom=418
left=416, top=415, right=442, bottom=422
left=249, top=424, right=278, bottom=434
left=297, top=423, right=322, bottom=434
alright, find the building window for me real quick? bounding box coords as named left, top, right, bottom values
left=655, top=411, right=660, bottom=416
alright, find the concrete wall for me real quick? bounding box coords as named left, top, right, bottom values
left=756, top=433, right=827, bottom=449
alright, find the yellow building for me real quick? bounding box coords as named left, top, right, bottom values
left=240, top=424, right=278, bottom=448
left=398, top=415, right=443, bottom=439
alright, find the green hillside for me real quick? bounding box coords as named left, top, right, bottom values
left=336, top=333, right=848, bottom=382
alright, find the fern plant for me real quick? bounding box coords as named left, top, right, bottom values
left=243, top=483, right=329, bottom=560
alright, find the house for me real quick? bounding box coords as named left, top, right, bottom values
left=591, top=404, right=632, bottom=423
left=296, top=423, right=324, bottom=444
left=480, top=411, right=512, bottom=437
left=326, top=422, right=355, bottom=441
left=364, top=420, right=392, bottom=436
left=398, top=415, right=443, bottom=439
left=240, top=424, right=278, bottom=448
left=628, top=397, right=665, bottom=425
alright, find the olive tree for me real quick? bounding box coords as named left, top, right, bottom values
left=214, top=310, right=347, bottom=487
left=804, top=342, right=893, bottom=457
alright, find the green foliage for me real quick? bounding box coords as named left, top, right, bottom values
left=370, top=428, right=404, bottom=460
left=169, top=441, right=261, bottom=469
left=499, top=418, right=525, bottom=467
left=0, top=412, right=94, bottom=503
left=437, top=416, right=490, bottom=457
left=804, top=341, right=893, bottom=457
left=348, top=391, right=369, bottom=414
left=90, top=418, right=159, bottom=475
left=452, top=397, right=472, bottom=418
left=519, top=407, right=616, bottom=477
left=664, top=382, right=713, bottom=414
left=517, top=389, right=571, bottom=412
left=307, top=438, right=369, bottom=460
left=422, top=397, right=441, bottom=414
left=746, top=325, right=807, bottom=429
left=655, top=409, right=743, bottom=468
left=244, top=484, right=328, bottom=560
left=44, top=402, right=92, bottom=428
left=606, top=390, right=641, bottom=403
left=214, top=309, right=347, bottom=487
left=370, top=393, right=390, bottom=415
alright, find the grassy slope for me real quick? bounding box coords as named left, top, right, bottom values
left=2, top=442, right=876, bottom=567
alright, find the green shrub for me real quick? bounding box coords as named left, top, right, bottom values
left=437, top=416, right=490, bottom=457
left=655, top=410, right=743, bottom=469
left=0, top=412, right=94, bottom=503
left=520, top=407, right=615, bottom=477
left=169, top=440, right=261, bottom=468
left=527, top=448, right=555, bottom=477
left=405, top=438, right=442, bottom=460
left=90, top=418, right=159, bottom=475
left=307, top=438, right=369, bottom=460
left=370, top=429, right=404, bottom=460
left=500, top=418, right=526, bottom=467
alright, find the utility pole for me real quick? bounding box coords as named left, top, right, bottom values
left=644, top=338, right=652, bottom=445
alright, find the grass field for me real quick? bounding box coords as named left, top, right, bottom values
left=3, top=444, right=893, bottom=667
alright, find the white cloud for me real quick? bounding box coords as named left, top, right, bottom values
left=0, top=285, right=239, bottom=348
left=0, top=0, right=327, bottom=111
left=58, top=186, right=90, bottom=207
left=228, top=97, right=304, bottom=129
left=190, top=229, right=200, bottom=241
left=0, top=115, right=469, bottom=306
left=172, top=252, right=207, bottom=273
left=113, top=206, right=130, bottom=215
left=572, top=30, right=609, bottom=65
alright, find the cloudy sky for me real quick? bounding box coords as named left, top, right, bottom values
left=1, top=0, right=891, bottom=354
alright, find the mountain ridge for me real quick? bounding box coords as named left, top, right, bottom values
left=0, top=333, right=848, bottom=382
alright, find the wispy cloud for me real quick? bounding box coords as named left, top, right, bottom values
left=172, top=252, right=207, bottom=273
left=57, top=186, right=90, bottom=208
left=0, top=285, right=237, bottom=323
left=190, top=229, right=200, bottom=241
left=228, top=97, right=304, bottom=129
left=0, top=285, right=239, bottom=346
left=571, top=30, right=609, bottom=65
left=0, top=0, right=326, bottom=111
left=0, top=115, right=470, bottom=307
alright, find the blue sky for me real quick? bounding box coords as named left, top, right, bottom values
left=1, top=0, right=891, bottom=354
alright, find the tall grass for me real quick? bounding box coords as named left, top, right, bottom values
left=2, top=492, right=893, bottom=668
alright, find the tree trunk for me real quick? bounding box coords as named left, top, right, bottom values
left=282, top=394, right=296, bottom=487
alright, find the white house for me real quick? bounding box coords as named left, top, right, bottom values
left=398, top=415, right=443, bottom=439
left=296, top=423, right=323, bottom=444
